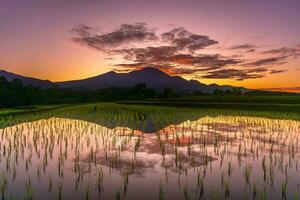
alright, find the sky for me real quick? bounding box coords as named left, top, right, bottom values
left=0, top=0, right=299, bottom=91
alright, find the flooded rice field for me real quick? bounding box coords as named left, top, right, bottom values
left=1, top=115, right=300, bottom=199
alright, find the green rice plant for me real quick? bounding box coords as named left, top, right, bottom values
left=294, top=192, right=298, bottom=200
left=244, top=164, right=252, bottom=186
left=281, top=178, right=288, bottom=198
left=96, top=168, right=104, bottom=198
left=0, top=173, right=8, bottom=200
left=259, top=188, right=267, bottom=200
left=159, top=181, right=164, bottom=200
left=25, top=177, right=33, bottom=200
left=48, top=175, right=52, bottom=192
left=262, top=156, right=267, bottom=182
left=252, top=182, right=257, bottom=199
left=224, top=180, right=230, bottom=199
left=227, top=162, right=232, bottom=177
left=85, top=184, right=91, bottom=200
left=183, top=185, right=191, bottom=200
left=57, top=182, right=63, bottom=200
left=115, top=188, right=121, bottom=200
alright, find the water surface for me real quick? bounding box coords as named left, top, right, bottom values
left=1, top=115, right=300, bottom=199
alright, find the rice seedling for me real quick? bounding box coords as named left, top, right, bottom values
left=281, top=178, right=288, bottom=198
left=25, top=176, right=33, bottom=200
left=159, top=181, right=164, bottom=200
left=0, top=103, right=299, bottom=199
left=96, top=168, right=104, bottom=198
left=224, top=180, right=230, bottom=199
left=0, top=173, right=7, bottom=200
left=85, top=184, right=91, bottom=200
left=227, top=161, right=232, bottom=177
left=48, top=175, right=52, bottom=192
left=57, top=181, right=63, bottom=200
left=183, top=185, right=191, bottom=200
left=294, top=192, right=298, bottom=200
left=259, top=188, right=267, bottom=200
left=262, top=156, right=267, bottom=182
left=115, top=188, right=121, bottom=200
left=252, top=182, right=257, bottom=199
left=244, top=164, right=252, bottom=186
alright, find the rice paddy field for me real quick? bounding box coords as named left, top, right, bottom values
left=1, top=103, right=300, bottom=199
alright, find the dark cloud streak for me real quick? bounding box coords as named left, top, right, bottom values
left=71, top=23, right=157, bottom=51
left=246, top=56, right=288, bottom=66
left=201, top=68, right=267, bottom=81
left=161, top=27, right=218, bottom=52
left=229, top=43, right=256, bottom=50
left=263, top=46, right=300, bottom=58
left=270, top=69, right=287, bottom=74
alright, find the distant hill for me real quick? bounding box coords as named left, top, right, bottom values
left=0, top=67, right=245, bottom=93
left=57, top=67, right=242, bottom=93
left=0, top=70, right=54, bottom=88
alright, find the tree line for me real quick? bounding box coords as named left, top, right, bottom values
left=2, top=76, right=287, bottom=108
left=0, top=77, right=179, bottom=107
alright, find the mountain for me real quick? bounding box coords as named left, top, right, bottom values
left=0, top=67, right=243, bottom=93
left=57, top=67, right=238, bottom=93
left=0, top=70, right=54, bottom=88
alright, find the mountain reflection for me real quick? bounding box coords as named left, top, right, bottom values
left=1, top=115, right=300, bottom=199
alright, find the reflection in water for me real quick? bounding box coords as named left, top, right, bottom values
left=0, top=116, right=300, bottom=199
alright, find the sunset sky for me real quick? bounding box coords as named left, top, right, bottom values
left=0, top=0, right=299, bottom=91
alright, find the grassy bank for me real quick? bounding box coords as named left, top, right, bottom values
left=1, top=103, right=300, bottom=131
left=0, top=104, right=70, bottom=116
left=176, top=94, right=300, bottom=104
left=118, top=99, right=300, bottom=113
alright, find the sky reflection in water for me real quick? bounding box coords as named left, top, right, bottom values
left=0, top=116, right=300, bottom=199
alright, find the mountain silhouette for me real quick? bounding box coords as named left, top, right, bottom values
left=0, top=67, right=242, bottom=93
left=0, top=70, right=54, bottom=88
